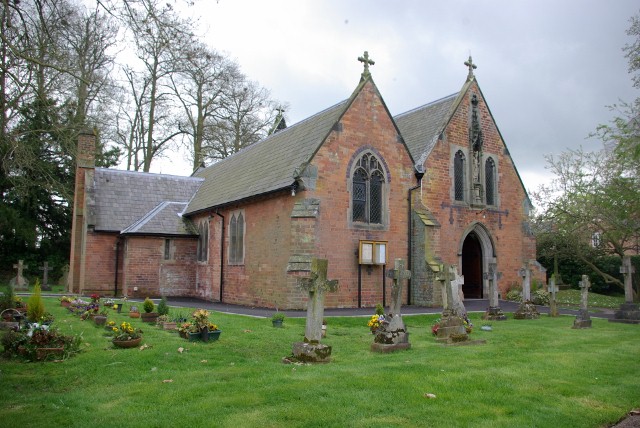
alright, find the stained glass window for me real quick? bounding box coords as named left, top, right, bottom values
left=229, top=212, right=245, bottom=264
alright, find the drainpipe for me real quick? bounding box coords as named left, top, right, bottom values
left=114, top=236, right=121, bottom=297
left=407, top=167, right=425, bottom=305
left=215, top=211, right=225, bottom=302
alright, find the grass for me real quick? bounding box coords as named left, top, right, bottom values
left=0, top=298, right=639, bottom=428
left=556, top=289, right=625, bottom=309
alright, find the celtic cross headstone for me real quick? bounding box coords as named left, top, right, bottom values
left=39, top=261, right=53, bottom=291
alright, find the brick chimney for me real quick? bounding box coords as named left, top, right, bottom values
left=68, top=130, right=96, bottom=293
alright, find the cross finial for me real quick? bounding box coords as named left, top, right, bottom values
left=464, top=55, right=477, bottom=79
left=358, top=51, right=375, bottom=78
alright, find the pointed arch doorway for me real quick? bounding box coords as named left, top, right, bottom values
left=460, top=224, right=495, bottom=299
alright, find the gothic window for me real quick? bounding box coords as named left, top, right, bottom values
left=454, top=151, right=465, bottom=201
left=164, top=239, right=172, bottom=260
left=196, top=221, right=208, bottom=262
left=485, top=157, right=496, bottom=206
left=351, top=152, right=386, bottom=225
left=229, top=211, right=245, bottom=265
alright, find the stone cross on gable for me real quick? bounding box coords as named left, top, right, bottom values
left=578, top=275, right=591, bottom=311
left=358, top=51, right=375, bottom=77
left=39, top=261, right=53, bottom=290
left=620, top=256, right=636, bottom=304
left=464, top=55, right=477, bottom=78
left=385, top=258, right=411, bottom=331
left=297, top=258, right=339, bottom=343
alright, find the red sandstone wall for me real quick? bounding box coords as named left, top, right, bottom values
left=422, top=81, right=540, bottom=297
left=82, top=231, right=119, bottom=296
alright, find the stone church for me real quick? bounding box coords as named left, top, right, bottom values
left=69, top=54, right=544, bottom=309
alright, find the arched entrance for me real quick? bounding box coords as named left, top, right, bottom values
left=462, top=232, right=483, bottom=298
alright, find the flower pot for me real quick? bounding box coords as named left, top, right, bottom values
left=129, top=312, right=140, bottom=319
left=188, top=332, right=200, bottom=342
left=272, top=319, right=283, bottom=328
left=112, top=337, right=142, bottom=348
left=141, top=312, right=159, bottom=323
left=209, top=330, right=221, bottom=341
left=61, top=301, right=70, bottom=308
left=94, top=315, right=107, bottom=326
left=160, top=322, right=177, bottom=330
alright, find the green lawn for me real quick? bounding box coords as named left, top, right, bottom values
left=556, top=289, right=625, bottom=309
left=1, top=298, right=639, bottom=428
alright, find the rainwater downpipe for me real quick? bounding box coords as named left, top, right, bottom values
left=215, top=211, right=225, bottom=302
left=407, top=167, right=425, bottom=305
left=114, top=236, right=122, bottom=297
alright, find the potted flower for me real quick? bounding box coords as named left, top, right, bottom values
left=177, top=321, right=195, bottom=339
left=271, top=312, right=285, bottom=328
left=59, top=296, right=73, bottom=308
left=367, top=314, right=385, bottom=334
left=189, top=309, right=221, bottom=342
left=39, top=312, right=55, bottom=326
left=105, top=320, right=116, bottom=331
left=129, top=305, right=140, bottom=318
left=103, top=298, right=114, bottom=307
left=141, top=297, right=158, bottom=323
left=94, top=308, right=108, bottom=326
left=90, top=293, right=100, bottom=304
left=110, top=321, right=143, bottom=348
left=156, top=314, right=177, bottom=330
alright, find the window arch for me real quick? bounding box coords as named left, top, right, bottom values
left=196, top=220, right=208, bottom=262
left=454, top=150, right=465, bottom=201
left=485, top=157, right=496, bottom=206
left=229, top=211, right=244, bottom=265
left=351, top=152, right=386, bottom=225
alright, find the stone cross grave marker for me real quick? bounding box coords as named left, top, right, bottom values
left=385, top=258, right=411, bottom=331
left=10, top=260, right=29, bottom=291
left=39, top=261, right=53, bottom=291
left=482, top=263, right=507, bottom=320
left=519, top=265, right=531, bottom=302
left=573, top=275, right=592, bottom=328
left=548, top=277, right=559, bottom=317
left=620, top=256, right=635, bottom=304
left=450, top=267, right=467, bottom=316
left=297, top=258, right=339, bottom=344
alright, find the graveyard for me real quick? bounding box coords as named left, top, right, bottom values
left=0, top=290, right=639, bottom=427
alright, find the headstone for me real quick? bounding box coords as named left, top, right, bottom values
left=291, top=258, right=339, bottom=363
left=372, top=258, right=411, bottom=353
left=514, top=264, right=540, bottom=320
left=450, top=268, right=467, bottom=316
left=59, top=264, right=70, bottom=289
left=482, top=263, right=507, bottom=321
left=9, top=260, right=29, bottom=291
left=435, top=265, right=469, bottom=343
left=39, top=261, right=53, bottom=291
left=573, top=275, right=592, bottom=329
left=609, top=256, right=640, bottom=324
left=548, top=277, right=559, bottom=317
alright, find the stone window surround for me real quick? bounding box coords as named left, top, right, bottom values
left=196, top=220, right=209, bottom=262
left=449, top=145, right=499, bottom=207
left=346, top=146, right=390, bottom=231
left=228, top=209, right=245, bottom=266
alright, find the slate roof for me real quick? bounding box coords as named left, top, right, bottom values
left=185, top=99, right=349, bottom=215
left=90, top=168, right=203, bottom=234
left=394, top=93, right=458, bottom=163
left=121, top=202, right=196, bottom=236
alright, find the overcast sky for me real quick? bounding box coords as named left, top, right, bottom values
left=157, top=0, right=639, bottom=194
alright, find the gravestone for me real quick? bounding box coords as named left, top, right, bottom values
left=573, top=275, right=592, bottom=329
left=9, top=260, right=29, bottom=291
left=514, top=265, right=539, bottom=319
left=435, top=265, right=468, bottom=342
left=548, top=277, right=559, bottom=317
left=610, top=256, right=640, bottom=324
left=482, top=263, right=507, bottom=321
left=291, top=258, right=339, bottom=363
left=39, top=261, right=53, bottom=291
left=371, top=258, right=411, bottom=353
left=59, top=264, right=70, bottom=289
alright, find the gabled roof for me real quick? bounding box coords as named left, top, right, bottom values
left=121, top=202, right=197, bottom=236
left=394, top=93, right=458, bottom=163
left=90, top=168, right=203, bottom=233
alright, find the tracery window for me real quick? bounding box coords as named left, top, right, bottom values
left=352, top=153, right=385, bottom=224
left=196, top=221, right=208, bottom=262
left=229, top=211, right=245, bottom=265
left=454, top=150, right=465, bottom=201
left=485, top=157, right=496, bottom=206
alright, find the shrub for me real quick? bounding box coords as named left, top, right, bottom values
left=375, top=303, right=384, bottom=315
left=271, top=312, right=285, bottom=322
left=157, top=296, right=169, bottom=316
left=142, top=297, right=155, bottom=313
left=27, top=279, right=45, bottom=322
left=505, top=289, right=522, bottom=302
left=531, top=289, right=550, bottom=306
left=0, top=285, right=15, bottom=312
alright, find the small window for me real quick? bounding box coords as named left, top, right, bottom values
left=454, top=151, right=465, bottom=201
left=485, top=157, right=496, bottom=205
left=351, top=152, right=385, bottom=225
left=197, top=221, right=208, bottom=262
left=164, top=239, right=172, bottom=260
left=229, top=211, right=245, bottom=265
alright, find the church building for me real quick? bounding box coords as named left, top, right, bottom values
left=68, top=54, right=544, bottom=309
